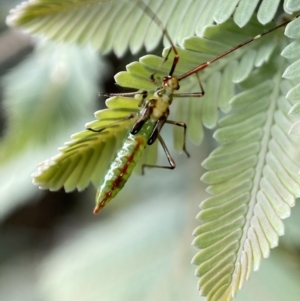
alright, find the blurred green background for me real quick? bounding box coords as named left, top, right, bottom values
left=0, top=1, right=300, bottom=301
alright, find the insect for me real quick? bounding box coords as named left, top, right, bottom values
left=32, top=1, right=300, bottom=214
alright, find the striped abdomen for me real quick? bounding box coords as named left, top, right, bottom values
left=93, top=133, right=147, bottom=214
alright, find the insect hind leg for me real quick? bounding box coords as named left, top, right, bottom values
left=165, top=120, right=190, bottom=158
left=142, top=134, right=176, bottom=175
left=141, top=118, right=190, bottom=174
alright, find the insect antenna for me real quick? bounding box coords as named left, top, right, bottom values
left=178, top=12, right=300, bottom=81
left=135, top=0, right=180, bottom=77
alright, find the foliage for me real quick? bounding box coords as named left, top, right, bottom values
left=3, top=0, right=300, bottom=301
left=7, top=0, right=290, bottom=55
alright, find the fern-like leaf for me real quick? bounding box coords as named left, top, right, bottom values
left=189, top=18, right=300, bottom=301
left=32, top=95, right=158, bottom=191
left=7, top=0, right=286, bottom=57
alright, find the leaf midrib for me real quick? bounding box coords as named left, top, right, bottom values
left=232, top=52, right=285, bottom=285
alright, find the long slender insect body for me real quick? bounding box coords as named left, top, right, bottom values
left=94, top=124, right=149, bottom=214
left=94, top=76, right=179, bottom=213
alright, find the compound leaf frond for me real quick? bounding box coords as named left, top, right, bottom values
left=7, top=0, right=290, bottom=56
left=32, top=96, right=140, bottom=192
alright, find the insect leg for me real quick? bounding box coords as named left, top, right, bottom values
left=165, top=120, right=190, bottom=158
left=142, top=134, right=176, bottom=175
left=99, top=90, right=148, bottom=107
left=174, top=73, right=205, bottom=98
left=99, top=90, right=148, bottom=98
left=87, top=113, right=136, bottom=133
left=136, top=1, right=179, bottom=79
left=149, top=47, right=173, bottom=84
left=147, top=117, right=189, bottom=158
left=174, top=92, right=204, bottom=97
